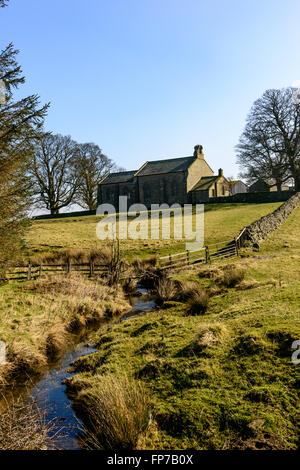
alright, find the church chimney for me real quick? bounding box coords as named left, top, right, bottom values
left=193, top=145, right=204, bottom=159
left=218, top=168, right=224, bottom=177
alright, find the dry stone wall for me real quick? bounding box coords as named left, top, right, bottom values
left=242, top=192, right=300, bottom=245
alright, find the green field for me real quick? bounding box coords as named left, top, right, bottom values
left=1, top=200, right=299, bottom=450
left=65, top=205, right=300, bottom=450
left=26, top=202, right=282, bottom=260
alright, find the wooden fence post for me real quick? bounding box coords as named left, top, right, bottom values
left=234, top=238, right=239, bottom=256
left=27, top=260, right=32, bottom=281
left=169, top=254, right=172, bottom=266
left=205, top=246, right=210, bottom=264
left=89, top=259, right=94, bottom=277
left=186, top=250, right=190, bottom=265
left=66, top=257, right=71, bottom=274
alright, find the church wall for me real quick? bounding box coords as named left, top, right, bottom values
left=186, top=158, right=214, bottom=192
left=190, top=190, right=210, bottom=204
left=137, top=172, right=187, bottom=207
left=98, top=183, right=120, bottom=208
left=118, top=181, right=138, bottom=205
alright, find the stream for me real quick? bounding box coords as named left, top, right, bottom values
left=22, top=287, right=156, bottom=450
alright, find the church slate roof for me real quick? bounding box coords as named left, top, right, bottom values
left=135, top=156, right=196, bottom=176
left=100, top=170, right=137, bottom=185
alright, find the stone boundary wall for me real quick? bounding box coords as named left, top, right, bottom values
left=240, top=192, right=300, bottom=245
left=32, top=192, right=297, bottom=221
left=208, top=190, right=294, bottom=204
left=33, top=209, right=96, bottom=220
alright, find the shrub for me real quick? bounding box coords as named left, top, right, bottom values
left=0, top=397, right=57, bottom=450
left=78, top=374, right=151, bottom=450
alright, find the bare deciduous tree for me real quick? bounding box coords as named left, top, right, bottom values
left=74, top=142, right=114, bottom=210
left=31, top=133, right=80, bottom=214
left=236, top=87, right=300, bottom=191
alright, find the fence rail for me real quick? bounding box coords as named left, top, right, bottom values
left=5, top=228, right=250, bottom=279
left=5, top=260, right=109, bottom=281
left=159, top=237, right=241, bottom=271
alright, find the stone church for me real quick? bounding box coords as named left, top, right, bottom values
left=97, top=145, right=230, bottom=208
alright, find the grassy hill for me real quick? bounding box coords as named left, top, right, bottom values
left=65, top=204, right=300, bottom=450
left=26, top=202, right=282, bottom=260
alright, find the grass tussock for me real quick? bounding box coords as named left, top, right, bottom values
left=198, top=266, right=222, bottom=279
left=186, top=289, right=209, bottom=315
left=181, top=325, right=227, bottom=357
left=77, top=374, right=151, bottom=450
left=171, top=280, right=210, bottom=315
left=0, top=397, right=56, bottom=450
left=237, top=279, right=260, bottom=290
left=174, top=281, right=200, bottom=302
left=155, top=277, right=177, bottom=305
left=215, top=265, right=245, bottom=288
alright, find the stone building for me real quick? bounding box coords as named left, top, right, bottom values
left=97, top=145, right=229, bottom=208
left=189, top=169, right=230, bottom=203
left=249, top=179, right=289, bottom=193
left=229, top=180, right=248, bottom=194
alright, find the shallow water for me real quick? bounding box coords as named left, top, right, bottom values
left=26, top=288, right=156, bottom=450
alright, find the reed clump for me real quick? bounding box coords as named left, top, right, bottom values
left=77, top=374, right=151, bottom=450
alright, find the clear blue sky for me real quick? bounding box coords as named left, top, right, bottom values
left=1, top=0, right=300, bottom=178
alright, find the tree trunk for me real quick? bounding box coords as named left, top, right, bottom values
left=295, top=177, right=300, bottom=192
left=50, top=208, right=59, bottom=215
left=290, top=162, right=300, bottom=192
